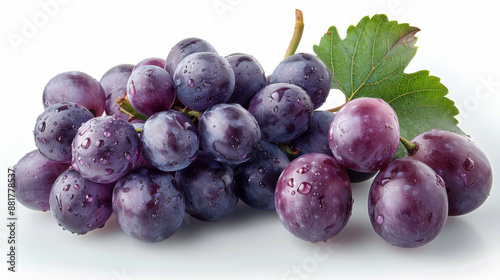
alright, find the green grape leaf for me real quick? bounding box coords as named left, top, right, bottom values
left=313, top=14, right=464, bottom=158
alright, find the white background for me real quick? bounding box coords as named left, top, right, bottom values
left=1, top=0, right=500, bottom=279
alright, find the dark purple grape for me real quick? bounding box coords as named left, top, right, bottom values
left=140, top=110, right=199, bottom=172
left=133, top=57, right=165, bottom=71
left=288, top=110, right=335, bottom=159
left=270, top=53, right=331, bottom=109
left=43, top=71, right=106, bottom=116
left=34, top=102, right=94, bottom=163
left=234, top=141, right=290, bottom=210
left=407, top=129, right=492, bottom=216
left=14, top=150, right=69, bottom=211
left=71, top=115, right=140, bottom=183
left=368, top=158, right=448, bottom=248
left=164, top=37, right=218, bottom=76
left=248, top=83, right=313, bottom=143
left=225, top=53, right=266, bottom=107
left=173, top=52, right=235, bottom=111
left=329, top=97, right=400, bottom=173
left=100, top=64, right=137, bottom=121
left=275, top=153, right=352, bottom=242
left=175, top=151, right=238, bottom=222
left=127, top=65, right=176, bottom=117
left=112, top=167, right=185, bottom=242
left=49, top=168, right=114, bottom=234
left=198, top=103, right=261, bottom=164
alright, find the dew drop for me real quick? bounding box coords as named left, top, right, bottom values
left=81, top=138, right=91, bottom=149
left=96, top=140, right=105, bottom=148
left=314, top=171, right=321, bottom=176
left=56, top=135, right=64, bottom=143
left=324, top=224, right=335, bottom=233
left=297, top=167, right=309, bottom=174
left=105, top=168, right=114, bottom=175
left=463, top=157, right=475, bottom=171
left=435, top=174, right=445, bottom=188
left=376, top=214, right=384, bottom=224
left=291, top=190, right=296, bottom=195
left=74, top=184, right=80, bottom=190
left=287, top=178, right=294, bottom=188
left=297, top=182, right=312, bottom=195
left=152, top=213, right=157, bottom=219
left=38, top=121, right=46, bottom=132
left=273, top=158, right=281, bottom=163
left=55, top=193, right=62, bottom=210
left=86, top=194, right=93, bottom=203
left=103, top=131, right=111, bottom=138
left=124, top=152, right=132, bottom=161
left=63, top=184, right=71, bottom=191
left=292, top=222, right=300, bottom=228
left=79, top=124, right=91, bottom=136
left=380, top=178, right=391, bottom=186
left=188, top=79, right=195, bottom=87
left=258, top=166, right=266, bottom=174
left=460, top=173, right=472, bottom=187
left=100, top=158, right=108, bottom=165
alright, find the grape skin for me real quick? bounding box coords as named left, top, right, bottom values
left=34, top=102, right=94, bottom=163
left=408, top=129, right=493, bottom=216
left=112, top=167, right=185, bottom=243
left=100, top=64, right=138, bottom=121
left=164, top=37, right=218, bottom=76
left=71, top=115, right=141, bottom=183
left=329, top=97, right=400, bottom=173
left=49, top=168, right=114, bottom=234
left=225, top=53, right=267, bottom=107
left=140, top=110, right=199, bottom=172
left=275, top=153, right=352, bottom=242
left=14, top=150, right=69, bottom=212
left=43, top=71, right=106, bottom=116
left=133, top=57, right=166, bottom=71
left=368, top=158, right=448, bottom=248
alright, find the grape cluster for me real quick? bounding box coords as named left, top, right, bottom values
left=14, top=37, right=492, bottom=248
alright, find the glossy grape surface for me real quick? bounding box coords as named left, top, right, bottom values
left=100, top=64, right=136, bottom=121
left=225, top=53, right=267, bottom=107
left=164, top=37, right=218, bottom=76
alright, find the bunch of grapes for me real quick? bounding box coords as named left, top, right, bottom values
left=14, top=37, right=492, bottom=248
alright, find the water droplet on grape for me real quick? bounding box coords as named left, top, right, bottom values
left=297, top=182, right=312, bottom=195
left=105, top=168, right=114, bottom=175
left=287, top=178, right=294, bottom=188
left=124, top=152, right=132, bottom=161
left=297, top=167, right=309, bottom=174
left=428, top=212, right=435, bottom=223
left=435, top=174, right=445, bottom=188
left=292, top=222, right=300, bottom=228
left=463, top=157, right=475, bottom=171
left=103, top=131, right=111, bottom=138
left=38, top=122, right=46, bottom=132
left=258, top=166, right=266, bottom=174
left=380, top=178, right=391, bottom=186
left=460, top=173, right=472, bottom=187
left=81, top=138, right=91, bottom=149
left=273, top=158, right=281, bottom=163
left=188, top=79, right=195, bottom=87
left=291, top=190, right=296, bottom=195
left=376, top=214, right=384, bottom=224
left=152, top=213, right=157, bottom=219
left=56, top=135, right=63, bottom=143
left=55, top=193, right=62, bottom=210
left=87, top=224, right=92, bottom=228
left=74, top=184, right=80, bottom=190
left=96, top=140, right=104, bottom=148
left=324, top=224, right=335, bottom=233
left=63, top=184, right=71, bottom=191
left=100, top=158, right=108, bottom=165
left=79, top=124, right=91, bottom=136
left=85, top=194, right=93, bottom=203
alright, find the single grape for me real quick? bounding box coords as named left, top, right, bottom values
left=275, top=153, right=352, bottom=242
left=173, top=52, right=235, bottom=111
left=234, top=140, right=290, bottom=210
left=14, top=150, right=69, bottom=211
left=127, top=65, right=176, bottom=117
left=175, top=151, right=238, bottom=222
left=43, top=71, right=106, bottom=116
left=329, top=97, right=400, bottom=173
left=34, top=102, right=94, bottom=163
left=368, top=158, right=448, bottom=248
left=198, top=103, right=261, bottom=164
left=248, top=83, right=313, bottom=143
left=49, top=168, right=114, bottom=234
left=112, top=167, right=185, bottom=243
left=270, top=53, right=331, bottom=109
left=407, top=129, right=493, bottom=216
left=133, top=57, right=166, bottom=71
left=225, top=53, right=266, bottom=107
left=140, top=110, right=199, bottom=172
left=71, top=115, right=140, bottom=183
left=164, top=37, right=218, bottom=76
left=100, top=64, right=135, bottom=96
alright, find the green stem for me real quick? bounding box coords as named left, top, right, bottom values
left=116, top=96, right=148, bottom=121
left=400, top=136, right=418, bottom=156
left=283, top=9, right=304, bottom=59
left=279, top=143, right=301, bottom=157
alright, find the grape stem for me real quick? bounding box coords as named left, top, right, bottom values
left=400, top=136, right=419, bottom=156
left=283, top=9, right=304, bottom=59
left=116, top=96, right=148, bottom=121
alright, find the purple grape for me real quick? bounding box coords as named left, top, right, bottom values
left=368, top=158, right=448, bottom=248
left=270, top=53, right=331, bottom=109
left=329, top=97, right=400, bottom=173
left=234, top=141, right=290, bottom=210
left=14, top=150, right=69, bottom=211
left=225, top=53, right=266, bottom=107
left=112, top=167, right=185, bottom=242
left=100, top=64, right=137, bottom=121
left=164, top=37, right=218, bottom=76
left=407, top=129, right=492, bottom=216
left=133, top=57, right=165, bottom=71
left=127, top=65, right=176, bottom=117
left=43, top=71, right=106, bottom=116
left=288, top=110, right=335, bottom=159
left=175, top=151, right=238, bottom=222
left=173, top=52, right=235, bottom=111
left=140, top=110, right=199, bottom=172
left=198, top=103, right=261, bottom=164
left=34, top=102, right=94, bottom=163
left=49, top=168, right=114, bottom=234
left=71, top=115, right=140, bottom=183
left=275, top=153, right=352, bottom=242
left=248, top=83, right=313, bottom=143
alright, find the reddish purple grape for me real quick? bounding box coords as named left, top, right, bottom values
left=127, top=65, right=176, bottom=117
left=100, top=64, right=138, bottom=121
left=368, top=158, right=448, bottom=248
left=34, top=102, right=94, bottom=163
left=49, top=168, right=114, bottom=234
left=133, top=57, right=165, bottom=71
left=407, top=129, right=492, bottom=216
left=112, top=167, right=185, bottom=243
left=14, top=150, right=69, bottom=211
left=275, top=153, right=352, bottom=242
left=164, top=37, right=218, bottom=76
left=225, top=53, right=266, bottom=107
left=329, top=97, right=400, bottom=172
left=71, top=115, right=140, bottom=183
left=43, top=71, right=106, bottom=116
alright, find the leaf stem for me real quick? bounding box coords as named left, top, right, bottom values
left=116, top=96, right=148, bottom=121
left=283, top=9, right=304, bottom=59
left=400, top=136, right=419, bottom=156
